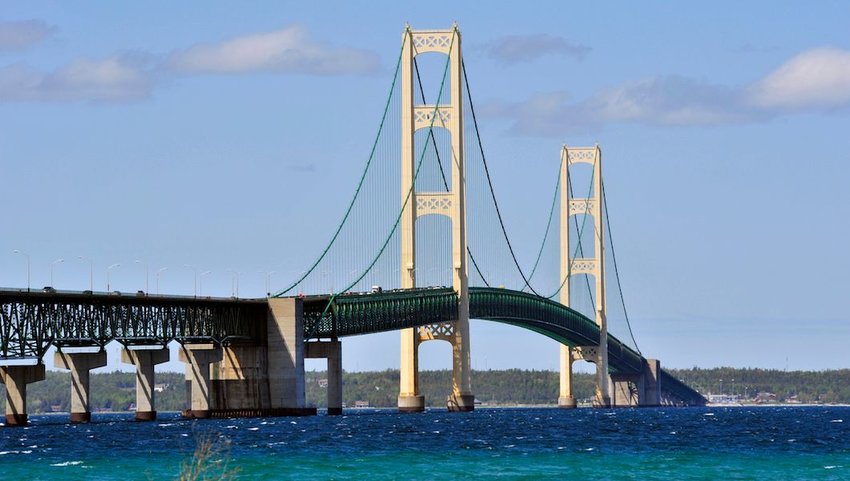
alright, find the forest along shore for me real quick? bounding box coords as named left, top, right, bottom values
left=1, top=367, right=848, bottom=413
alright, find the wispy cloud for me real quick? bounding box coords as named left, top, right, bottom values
left=484, top=47, right=850, bottom=136
left=0, top=54, right=156, bottom=102
left=0, top=20, right=55, bottom=51
left=167, top=25, right=380, bottom=75
left=0, top=24, right=380, bottom=103
left=486, top=34, right=590, bottom=64
left=748, top=47, right=850, bottom=110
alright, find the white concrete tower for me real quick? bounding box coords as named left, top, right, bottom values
left=558, top=145, right=611, bottom=408
left=398, top=25, right=474, bottom=412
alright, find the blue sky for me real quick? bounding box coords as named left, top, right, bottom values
left=1, top=2, right=849, bottom=375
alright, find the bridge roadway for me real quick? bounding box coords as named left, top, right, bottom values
left=301, top=287, right=702, bottom=405
left=0, top=286, right=704, bottom=415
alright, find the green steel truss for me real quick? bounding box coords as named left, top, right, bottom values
left=0, top=287, right=704, bottom=405
left=304, top=286, right=704, bottom=404
left=304, top=286, right=643, bottom=373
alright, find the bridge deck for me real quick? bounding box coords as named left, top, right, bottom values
left=0, top=286, right=704, bottom=405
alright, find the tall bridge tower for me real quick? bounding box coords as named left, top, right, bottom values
left=558, top=145, right=612, bottom=408
left=398, top=25, right=475, bottom=412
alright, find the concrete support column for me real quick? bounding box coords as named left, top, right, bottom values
left=305, top=341, right=342, bottom=415
left=267, top=298, right=305, bottom=409
left=211, top=345, right=268, bottom=411
left=643, top=359, right=661, bottom=407
left=558, top=345, right=577, bottom=408
left=610, top=373, right=644, bottom=407
left=121, top=347, right=169, bottom=421
left=327, top=343, right=342, bottom=415
left=178, top=343, right=223, bottom=418
left=447, top=319, right=474, bottom=412
left=398, top=328, right=424, bottom=412
left=54, top=350, right=107, bottom=423
left=0, top=363, right=45, bottom=427
left=594, top=312, right=612, bottom=408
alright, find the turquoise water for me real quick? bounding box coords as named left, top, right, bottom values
left=2, top=407, right=850, bottom=480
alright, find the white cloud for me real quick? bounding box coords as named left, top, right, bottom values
left=482, top=47, right=850, bottom=136
left=748, top=47, right=850, bottom=110
left=486, top=34, right=590, bottom=64
left=486, top=77, right=751, bottom=136
left=168, top=25, right=380, bottom=75
left=0, top=24, right=381, bottom=103
left=0, top=55, right=155, bottom=102
left=584, top=76, right=749, bottom=126
left=0, top=20, right=55, bottom=51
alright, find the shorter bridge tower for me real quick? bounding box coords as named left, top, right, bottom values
left=398, top=25, right=474, bottom=412
left=558, top=145, right=611, bottom=408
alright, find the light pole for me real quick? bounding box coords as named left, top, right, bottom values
left=259, top=270, right=275, bottom=297
left=77, top=256, right=94, bottom=291
left=184, top=264, right=197, bottom=297
left=107, top=263, right=121, bottom=292
left=134, top=259, right=149, bottom=293
left=199, top=270, right=211, bottom=296
left=156, top=267, right=168, bottom=295
left=226, top=269, right=241, bottom=297
left=12, top=250, right=30, bottom=292
left=50, top=258, right=64, bottom=287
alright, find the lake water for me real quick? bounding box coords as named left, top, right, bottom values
left=2, top=406, right=849, bottom=480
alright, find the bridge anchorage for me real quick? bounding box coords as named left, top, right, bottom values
left=0, top=24, right=705, bottom=427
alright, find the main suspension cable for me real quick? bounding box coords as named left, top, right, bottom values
left=413, top=57, right=489, bottom=287
left=314, top=30, right=458, bottom=328
left=567, top=170, right=596, bottom=308
left=602, top=178, right=640, bottom=354
left=524, top=160, right=562, bottom=287
left=462, top=60, right=542, bottom=296
left=546, top=154, right=596, bottom=300
left=274, top=36, right=407, bottom=297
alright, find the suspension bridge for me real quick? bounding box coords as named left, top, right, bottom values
left=0, top=25, right=705, bottom=426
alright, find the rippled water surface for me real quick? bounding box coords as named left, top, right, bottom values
left=2, top=407, right=850, bottom=479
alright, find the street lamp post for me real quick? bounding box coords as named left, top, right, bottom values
left=50, top=258, right=64, bottom=287
left=184, top=264, right=197, bottom=297
left=12, top=250, right=30, bottom=292
left=156, top=267, right=168, bottom=295
left=134, top=259, right=149, bottom=293
left=259, top=270, right=275, bottom=297
left=226, top=269, right=241, bottom=298
left=199, top=270, right=211, bottom=296
left=107, top=263, right=121, bottom=292
left=77, top=256, right=94, bottom=291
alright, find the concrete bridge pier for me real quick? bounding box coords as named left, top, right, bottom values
left=305, top=341, right=343, bottom=415
left=558, top=346, right=577, bottom=408
left=267, top=298, right=306, bottom=411
left=398, top=329, right=425, bottom=412
left=210, top=345, right=269, bottom=412
left=609, top=359, right=662, bottom=407
left=0, top=362, right=45, bottom=426
left=179, top=343, right=223, bottom=419
left=121, top=347, right=169, bottom=421
left=610, top=373, right=644, bottom=407
left=54, top=349, right=107, bottom=423
left=642, top=359, right=661, bottom=406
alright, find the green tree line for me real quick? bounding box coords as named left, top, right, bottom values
left=0, top=371, right=186, bottom=414
left=2, top=367, right=848, bottom=413
left=670, top=367, right=850, bottom=403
